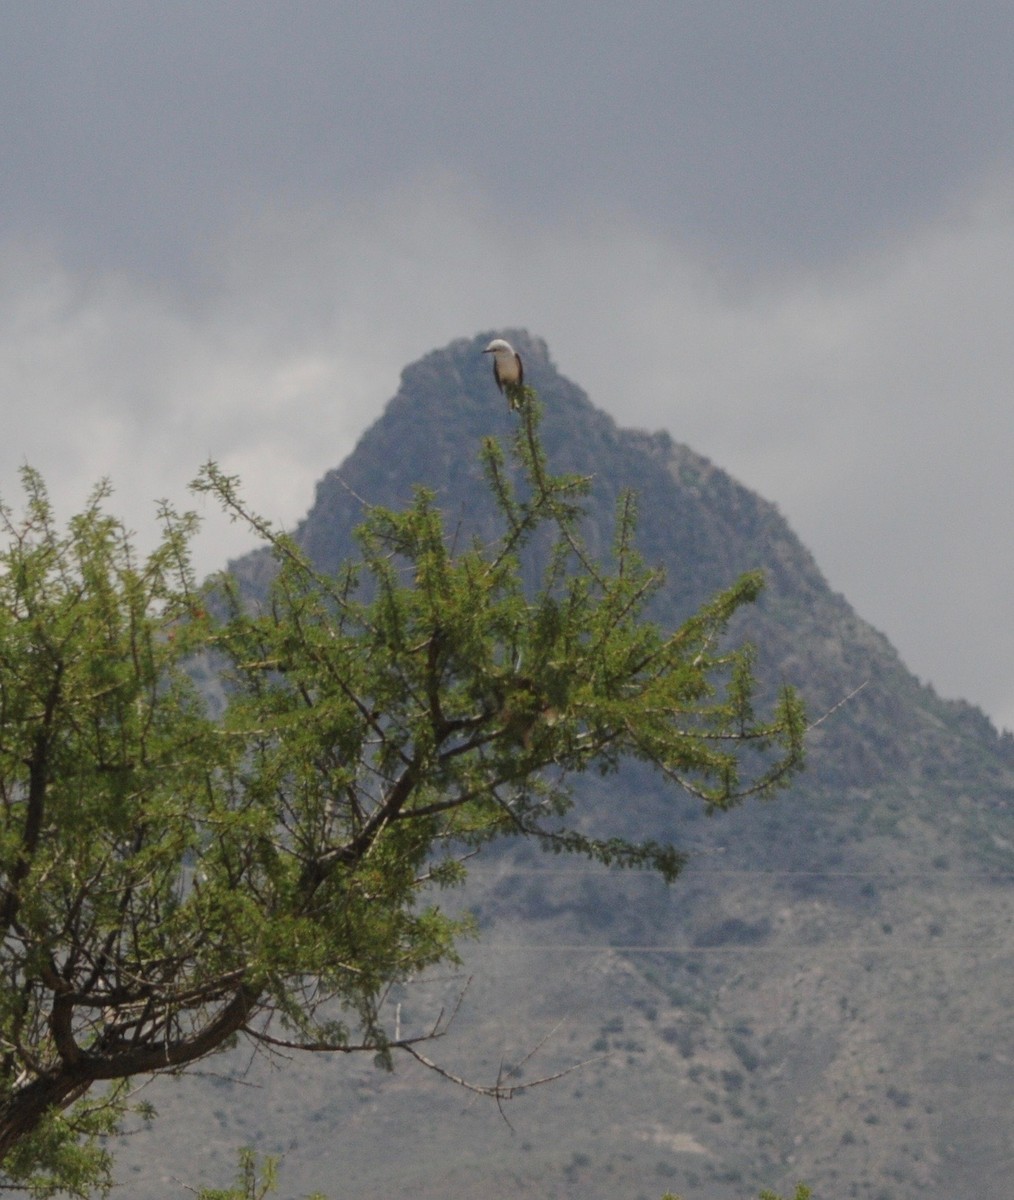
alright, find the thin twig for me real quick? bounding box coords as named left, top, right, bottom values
left=399, top=1042, right=600, bottom=1131
left=806, top=679, right=869, bottom=732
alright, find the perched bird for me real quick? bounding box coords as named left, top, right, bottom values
left=482, top=338, right=524, bottom=409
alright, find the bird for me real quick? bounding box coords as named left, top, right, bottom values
left=482, top=338, right=524, bottom=409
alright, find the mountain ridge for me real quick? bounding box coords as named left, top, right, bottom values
left=235, top=330, right=1013, bottom=835
left=126, top=331, right=1012, bottom=1200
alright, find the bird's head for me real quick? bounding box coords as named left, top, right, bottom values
left=483, top=338, right=514, bottom=357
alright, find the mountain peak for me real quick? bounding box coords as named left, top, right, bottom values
left=232, top=332, right=1014, bottom=805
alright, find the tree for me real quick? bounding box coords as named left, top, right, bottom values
left=0, top=395, right=805, bottom=1195
left=194, top=1149, right=325, bottom=1200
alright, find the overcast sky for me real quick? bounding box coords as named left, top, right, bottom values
left=3, top=2, right=1013, bottom=730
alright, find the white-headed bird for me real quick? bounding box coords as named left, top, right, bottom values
left=482, top=338, right=524, bottom=409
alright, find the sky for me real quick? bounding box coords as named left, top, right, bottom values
left=2, top=2, right=1013, bottom=730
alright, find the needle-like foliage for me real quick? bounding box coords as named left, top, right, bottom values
left=0, top=397, right=804, bottom=1194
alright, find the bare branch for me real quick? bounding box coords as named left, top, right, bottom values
left=399, top=1039, right=600, bottom=1131
left=806, top=679, right=869, bottom=732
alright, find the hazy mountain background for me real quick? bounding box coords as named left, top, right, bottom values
left=113, top=334, right=1012, bottom=1200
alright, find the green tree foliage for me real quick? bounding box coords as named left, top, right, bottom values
left=0, top=396, right=804, bottom=1194
left=196, top=1148, right=325, bottom=1200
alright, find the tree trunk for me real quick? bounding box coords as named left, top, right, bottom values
left=0, top=984, right=258, bottom=1162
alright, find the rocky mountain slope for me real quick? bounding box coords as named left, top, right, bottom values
left=116, top=332, right=1012, bottom=1200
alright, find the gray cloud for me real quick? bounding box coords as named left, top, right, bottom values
left=3, top=4, right=1013, bottom=278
